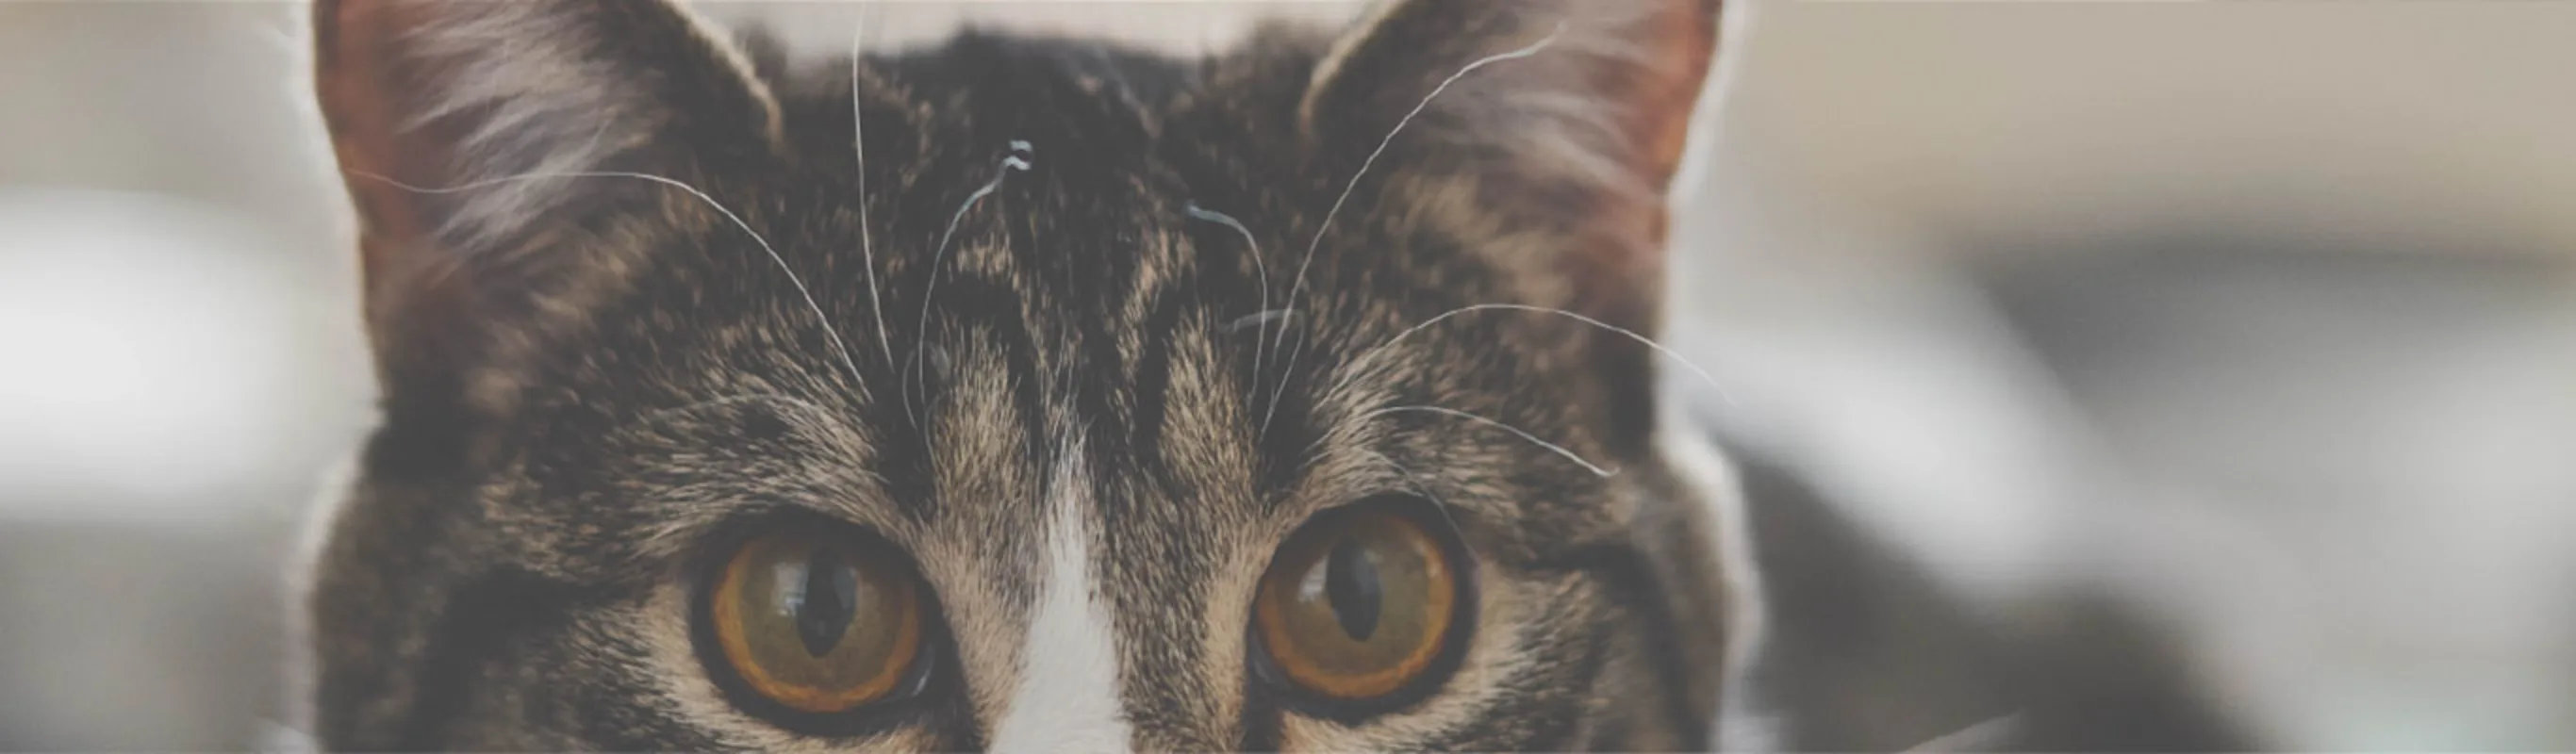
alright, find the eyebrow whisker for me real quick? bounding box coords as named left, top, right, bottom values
left=1268, top=23, right=1568, bottom=434
left=1899, top=713, right=2024, bottom=753
left=628, top=392, right=831, bottom=433
left=1359, top=403, right=1615, bottom=478
left=1222, top=308, right=1291, bottom=334
left=1183, top=202, right=1274, bottom=388
left=345, top=168, right=871, bottom=405
left=1329, top=302, right=1734, bottom=405
left=905, top=142, right=1033, bottom=426
left=850, top=7, right=896, bottom=372
left=1351, top=449, right=1470, bottom=535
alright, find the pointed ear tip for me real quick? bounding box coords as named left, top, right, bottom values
left=308, top=0, right=410, bottom=71
left=307, top=0, right=349, bottom=65
left=307, top=0, right=381, bottom=42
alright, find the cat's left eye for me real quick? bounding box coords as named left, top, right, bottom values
left=700, top=527, right=928, bottom=718
left=1250, top=498, right=1475, bottom=714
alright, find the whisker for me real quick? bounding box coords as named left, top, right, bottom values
left=1353, top=448, right=1460, bottom=519
left=1899, top=713, right=2023, bottom=753
left=256, top=720, right=317, bottom=754
left=1352, top=449, right=1476, bottom=541
left=850, top=7, right=895, bottom=372
left=1355, top=448, right=1422, bottom=487
left=1222, top=308, right=1291, bottom=334
left=905, top=142, right=1033, bottom=424
left=345, top=169, right=870, bottom=404
left=1182, top=203, right=1272, bottom=384
left=1361, top=404, right=1615, bottom=478
left=1329, top=303, right=1734, bottom=405
left=630, top=392, right=830, bottom=432
left=1267, top=22, right=1569, bottom=433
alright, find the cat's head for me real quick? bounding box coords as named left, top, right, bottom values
left=296, top=0, right=1747, bottom=749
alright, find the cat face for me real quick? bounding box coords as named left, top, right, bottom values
left=296, top=0, right=1744, bottom=749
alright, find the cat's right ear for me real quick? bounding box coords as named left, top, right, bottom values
left=312, top=0, right=778, bottom=397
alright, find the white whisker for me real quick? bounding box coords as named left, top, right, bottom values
left=1355, top=448, right=1421, bottom=487
left=1223, top=308, right=1291, bottom=334
left=850, top=7, right=895, bottom=372
left=1182, top=203, right=1272, bottom=385
left=346, top=169, right=869, bottom=403
left=1900, top=713, right=2023, bottom=753
left=1353, top=448, right=1459, bottom=519
left=1267, top=23, right=1568, bottom=433
left=905, top=143, right=1033, bottom=424
left=1361, top=403, right=1615, bottom=478
left=1329, top=303, right=1734, bottom=405
left=630, top=392, right=829, bottom=431
left=1351, top=449, right=1473, bottom=536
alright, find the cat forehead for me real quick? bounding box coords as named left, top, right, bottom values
left=580, top=41, right=1409, bottom=416
left=494, top=23, right=1586, bottom=578
left=698, top=3, right=1362, bottom=61
left=731, top=36, right=1265, bottom=297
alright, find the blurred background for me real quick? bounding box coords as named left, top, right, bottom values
left=3, top=1, right=2572, bottom=750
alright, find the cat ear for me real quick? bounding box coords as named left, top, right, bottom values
left=312, top=0, right=778, bottom=398
left=1301, top=0, right=1722, bottom=322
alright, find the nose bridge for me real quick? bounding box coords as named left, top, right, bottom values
left=1085, top=323, right=1273, bottom=750
left=985, top=439, right=1135, bottom=753
left=1086, top=481, right=1260, bottom=750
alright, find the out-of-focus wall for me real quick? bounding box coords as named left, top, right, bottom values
left=0, top=3, right=362, bottom=749
left=2, top=1, right=2570, bottom=749
left=1678, top=3, right=2576, bottom=749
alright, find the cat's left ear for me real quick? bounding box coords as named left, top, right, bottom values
left=1303, top=0, right=1723, bottom=323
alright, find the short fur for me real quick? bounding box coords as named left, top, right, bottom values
left=298, top=0, right=1742, bottom=749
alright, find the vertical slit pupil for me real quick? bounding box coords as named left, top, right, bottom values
left=1324, top=538, right=1382, bottom=642
left=797, top=548, right=859, bottom=657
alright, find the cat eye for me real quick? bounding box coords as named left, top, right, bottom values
left=1251, top=499, right=1475, bottom=713
left=702, top=527, right=927, bottom=717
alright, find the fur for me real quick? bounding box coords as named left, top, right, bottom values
left=296, top=0, right=1740, bottom=749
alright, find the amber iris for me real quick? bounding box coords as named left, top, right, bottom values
left=1254, top=507, right=1460, bottom=699
left=708, top=530, right=922, bottom=713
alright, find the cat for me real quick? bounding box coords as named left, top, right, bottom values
left=289, top=0, right=1756, bottom=749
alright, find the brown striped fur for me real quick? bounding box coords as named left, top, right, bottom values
left=295, top=0, right=1743, bottom=749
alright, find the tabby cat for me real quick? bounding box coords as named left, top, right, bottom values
left=291, top=0, right=1756, bottom=749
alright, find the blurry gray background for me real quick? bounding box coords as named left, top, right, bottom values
left=3, top=1, right=2572, bottom=750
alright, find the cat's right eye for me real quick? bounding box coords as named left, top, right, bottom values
left=701, top=528, right=927, bottom=717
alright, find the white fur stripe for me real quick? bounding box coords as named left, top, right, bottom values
left=988, top=448, right=1131, bottom=752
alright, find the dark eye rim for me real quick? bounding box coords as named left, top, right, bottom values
left=688, top=512, right=952, bottom=738
left=1246, top=494, right=1481, bottom=723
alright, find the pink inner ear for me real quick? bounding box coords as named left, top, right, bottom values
left=311, top=0, right=619, bottom=386
left=1570, top=0, right=1720, bottom=321
left=1308, top=0, right=1722, bottom=192
left=1626, top=0, right=1723, bottom=188
left=313, top=0, right=471, bottom=375
left=310, top=0, right=787, bottom=382
left=313, top=0, right=468, bottom=296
